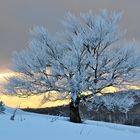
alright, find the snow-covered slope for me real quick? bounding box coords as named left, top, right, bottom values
left=0, top=107, right=140, bottom=140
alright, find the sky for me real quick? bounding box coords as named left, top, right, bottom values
left=0, top=0, right=140, bottom=70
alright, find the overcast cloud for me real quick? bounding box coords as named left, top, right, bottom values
left=0, top=0, right=140, bottom=68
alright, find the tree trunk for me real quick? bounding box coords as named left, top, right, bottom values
left=70, top=99, right=82, bottom=123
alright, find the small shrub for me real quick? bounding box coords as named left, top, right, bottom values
left=10, top=108, right=18, bottom=120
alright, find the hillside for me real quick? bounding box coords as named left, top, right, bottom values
left=1, top=107, right=140, bottom=140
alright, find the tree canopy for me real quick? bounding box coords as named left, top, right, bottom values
left=4, top=10, right=140, bottom=123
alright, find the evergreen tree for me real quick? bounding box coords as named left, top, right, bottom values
left=0, top=101, right=5, bottom=113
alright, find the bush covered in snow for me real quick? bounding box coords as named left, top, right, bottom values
left=90, top=90, right=140, bottom=113
left=0, top=101, right=5, bottom=113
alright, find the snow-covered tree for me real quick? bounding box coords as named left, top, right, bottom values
left=4, top=10, right=140, bottom=123
left=90, top=90, right=140, bottom=113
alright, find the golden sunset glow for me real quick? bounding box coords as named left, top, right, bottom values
left=0, top=94, right=70, bottom=108
left=0, top=71, right=69, bottom=108
left=0, top=71, right=140, bottom=108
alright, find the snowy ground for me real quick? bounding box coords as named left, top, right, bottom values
left=1, top=107, right=140, bottom=140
